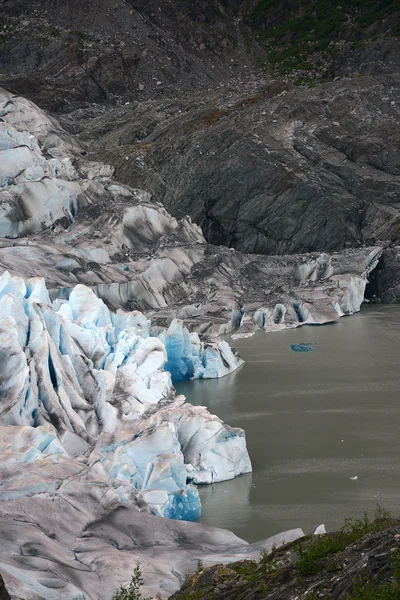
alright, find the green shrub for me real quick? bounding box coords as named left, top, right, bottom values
left=297, top=506, right=393, bottom=577
left=112, top=565, right=156, bottom=600
left=248, top=0, right=400, bottom=74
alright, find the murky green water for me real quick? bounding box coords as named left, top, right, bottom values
left=176, top=306, right=400, bottom=543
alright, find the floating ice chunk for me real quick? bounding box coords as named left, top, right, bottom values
left=290, top=342, right=316, bottom=352
left=314, top=524, right=326, bottom=535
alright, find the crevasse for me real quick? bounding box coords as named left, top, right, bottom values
left=0, top=271, right=251, bottom=520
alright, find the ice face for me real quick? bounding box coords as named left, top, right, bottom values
left=0, top=272, right=250, bottom=523
left=161, top=319, right=243, bottom=383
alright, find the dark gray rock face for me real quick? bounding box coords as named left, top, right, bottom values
left=73, top=61, right=400, bottom=255
left=0, top=88, right=380, bottom=339
left=366, top=248, right=400, bottom=304
left=0, top=0, right=263, bottom=112
left=2, top=2, right=400, bottom=260
left=0, top=576, right=10, bottom=600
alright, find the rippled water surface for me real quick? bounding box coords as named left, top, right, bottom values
left=176, top=306, right=400, bottom=542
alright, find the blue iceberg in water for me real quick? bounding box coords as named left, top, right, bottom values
left=290, top=342, right=316, bottom=353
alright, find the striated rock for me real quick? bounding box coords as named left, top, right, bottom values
left=75, top=64, right=400, bottom=256
left=2, top=1, right=400, bottom=262
left=0, top=0, right=263, bottom=112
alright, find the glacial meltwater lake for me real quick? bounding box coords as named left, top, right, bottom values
left=176, top=305, right=400, bottom=543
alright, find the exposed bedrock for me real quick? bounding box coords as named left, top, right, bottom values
left=0, top=576, right=10, bottom=600
left=0, top=0, right=263, bottom=112
left=365, top=247, right=400, bottom=304
left=69, top=64, right=400, bottom=255
left=2, top=0, right=400, bottom=259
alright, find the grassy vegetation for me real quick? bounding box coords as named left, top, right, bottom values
left=296, top=505, right=393, bottom=576
left=230, top=547, right=279, bottom=582
left=73, top=29, right=92, bottom=42
left=247, top=0, right=400, bottom=73
left=0, top=16, right=64, bottom=43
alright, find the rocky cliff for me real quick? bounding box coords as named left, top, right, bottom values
left=77, top=68, right=400, bottom=255
left=170, top=512, right=400, bottom=600
left=0, top=0, right=263, bottom=111
left=1, top=0, right=400, bottom=258
left=0, top=576, right=10, bottom=600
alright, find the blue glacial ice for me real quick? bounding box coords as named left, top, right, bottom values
left=290, top=342, right=316, bottom=353
left=160, top=319, right=243, bottom=383
left=0, top=272, right=251, bottom=520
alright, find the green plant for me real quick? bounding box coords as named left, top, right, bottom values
left=73, top=29, right=90, bottom=40
left=247, top=0, right=400, bottom=75
left=112, top=564, right=154, bottom=600
left=175, top=592, right=206, bottom=600
left=297, top=506, right=393, bottom=576
left=231, top=559, right=259, bottom=583
left=345, top=578, right=400, bottom=599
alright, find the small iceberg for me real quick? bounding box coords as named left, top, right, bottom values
left=290, top=342, right=316, bottom=353
left=314, top=524, right=326, bottom=535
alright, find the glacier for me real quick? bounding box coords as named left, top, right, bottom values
left=0, top=87, right=382, bottom=343
left=0, top=272, right=251, bottom=519
left=0, top=87, right=386, bottom=599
